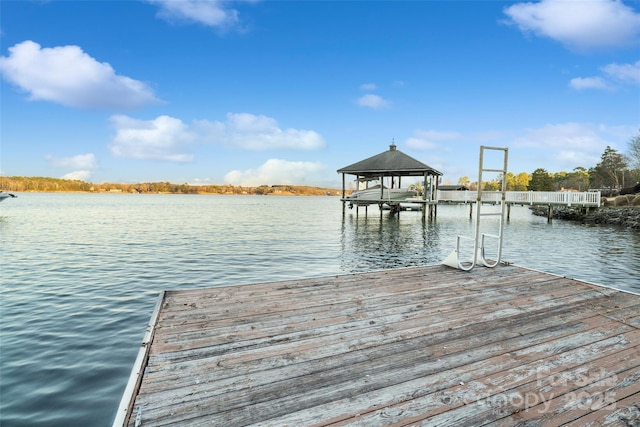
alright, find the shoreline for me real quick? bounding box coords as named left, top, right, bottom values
left=0, top=189, right=342, bottom=197
left=530, top=196, right=640, bottom=229
left=0, top=177, right=341, bottom=196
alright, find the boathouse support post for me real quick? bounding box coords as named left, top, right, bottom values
left=429, top=174, right=436, bottom=220
left=427, top=175, right=432, bottom=220
left=433, top=176, right=439, bottom=219
left=507, top=204, right=511, bottom=221
left=422, top=172, right=429, bottom=220
left=341, top=173, right=346, bottom=215
left=547, top=205, right=553, bottom=223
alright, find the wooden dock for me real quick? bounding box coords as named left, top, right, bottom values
left=114, top=264, right=640, bottom=426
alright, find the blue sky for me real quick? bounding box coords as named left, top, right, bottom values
left=1, top=0, right=639, bottom=187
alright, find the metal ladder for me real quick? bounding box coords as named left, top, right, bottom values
left=443, top=146, right=508, bottom=271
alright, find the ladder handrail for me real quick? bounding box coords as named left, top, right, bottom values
left=444, top=146, right=508, bottom=271
left=476, top=146, right=508, bottom=268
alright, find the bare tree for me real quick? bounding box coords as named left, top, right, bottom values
left=628, top=130, right=640, bottom=171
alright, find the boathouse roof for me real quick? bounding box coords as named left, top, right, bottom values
left=337, top=143, right=443, bottom=178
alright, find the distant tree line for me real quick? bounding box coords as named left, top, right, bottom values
left=3, top=131, right=639, bottom=196
left=458, top=132, right=640, bottom=194
left=0, top=177, right=340, bottom=196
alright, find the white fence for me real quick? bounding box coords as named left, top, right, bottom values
left=437, top=190, right=601, bottom=207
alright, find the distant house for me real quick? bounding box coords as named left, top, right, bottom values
left=439, top=185, right=468, bottom=191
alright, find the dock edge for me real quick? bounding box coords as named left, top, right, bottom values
left=516, top=264, right=640, bottom=297
left=112, top=291, right=165, bottom=427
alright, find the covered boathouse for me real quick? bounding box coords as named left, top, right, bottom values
left=337, top=143, right=443, bottom=216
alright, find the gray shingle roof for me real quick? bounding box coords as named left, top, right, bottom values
left=337, top=144, right=442, bottom=177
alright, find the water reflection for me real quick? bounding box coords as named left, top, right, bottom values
left=340, top=208, right=443, bottom=273
left=339, top=204, right=640, bottom=294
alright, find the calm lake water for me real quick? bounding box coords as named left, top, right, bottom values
left=1, top=193, right=638, bottom=426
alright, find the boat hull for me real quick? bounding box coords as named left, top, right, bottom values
left=345, top=188, right=418, bottom=206
left=0, top=192, right=16, bottom=202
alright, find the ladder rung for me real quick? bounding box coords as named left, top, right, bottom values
left=481, top=146, right=507, bottom=152
left=482, top=168, right=506, bottom=173
left=483, top=233, right=500, bottom=239
left=479, top=212, right=503, bottom=216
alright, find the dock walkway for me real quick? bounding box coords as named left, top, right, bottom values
left=437, top=190, right=601, bottom=207
left=341, top=190, right=601, bottom=208
left=115, top=264, right=639, bottom=426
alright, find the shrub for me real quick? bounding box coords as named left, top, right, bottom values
left=614, top=195, right=629, bottom=206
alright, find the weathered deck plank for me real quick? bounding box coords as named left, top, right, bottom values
left=116, top=264, right=640, bottom=427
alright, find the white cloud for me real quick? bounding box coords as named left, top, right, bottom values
left=223, top=158, right=325, bottom=186
left=569, top=76, right=610, bottom=90
left=45, top=153, right=98, bottom=181
left=188, top=177, right=216, bottom=186
left=61, top=170, right=93, bottom=181
left=514, top=123, right=602, bottom=149
left=148, top=0, right=249, bottom=29
left=503, top=0, right=640, bottom=50
left=360, top=83, right=377, bottom=91
left=108, top=112, right=324, bottom=163
left=603, top=60, right=640, bottom=85
left=512, top=122, right=618, bottom=168
left=405, top=130, right=463, bottom=150
left=46, top=153, right=98, bottom=170
left=357, top=94, right=389, bottom=109
left=0, top=41, right=159, bottom=109
left=570, top=60, right=640, bottom=90
left=195, top=112, right=326, bottom=150
left=109, top=115, right=197, bottom=162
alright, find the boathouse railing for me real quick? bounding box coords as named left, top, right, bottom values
left=436, top=190, right=601, bottom=207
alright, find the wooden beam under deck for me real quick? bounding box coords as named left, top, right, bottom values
left=116, top=265, right=640, bottom=427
